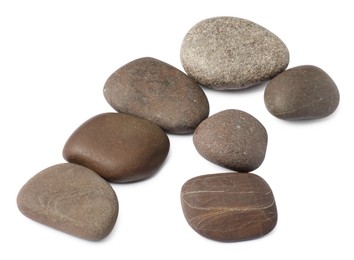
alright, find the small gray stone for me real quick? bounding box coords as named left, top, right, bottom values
left=180, top=16, right=289, bottom=90
left=264, top=65, right=340, bottom=120
left=181, top=172, right=277, bottom=242
left=17, top=163, right=119, bottom=241
left=103, top=57, right=209, bottom=134
left=193, top=109, right=267, bottom=172
left=63, top=113, right=170, bottom=183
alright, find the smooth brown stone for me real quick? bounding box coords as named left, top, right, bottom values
left=193, top=109, right=268, bottom=172
left=181, top=172, right=277, bottom=242
left=17, top=163, right=119, bottom=241
left=181, top=16, right=289, bottom=90
left=103, top=57, right=209, bottom=134
left=264, top=65, right=340, bottom=120
left=63, top=113, right=170, bottom=183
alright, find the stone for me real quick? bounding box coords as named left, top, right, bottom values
left=103, top=57, right=209, bottom=134
left=180, top=16, right=289, bottom=90
left=17, top=163, right=118, bottom=241
left=63, top=113, right=170, bottom=183
left=193, top=109, right=267, bottom=172
left=181, top=172, right=277, bottom=242
left=264, top=65, right=340, bottom=120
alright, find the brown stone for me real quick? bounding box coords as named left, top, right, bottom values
left=17, top=163, right=119, bottom=241
left=103, top=57, right=209, bottom=134
left=62, top=113, right=170, bottom=183
left=264, top=65, right=340, bottom=120
left=180, top=172, right=277, bottom=242
left=193, top=109, right=268, bottom=172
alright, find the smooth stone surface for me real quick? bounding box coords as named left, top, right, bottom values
left=17, top=163, right=118, bottom=241
left=103, top=57, right=209, bottom=134
left=264, top=65, right=340, bottom=120
left=63, top=113, right=170, bottom=183
left=181, top=16, right=289, bottom=90
left=193, top=109, right=267, bottom=172
left=181, top=172, right=277, bottom=242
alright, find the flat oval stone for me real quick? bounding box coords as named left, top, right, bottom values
left=181, top=172, right=277, bottom=242
left=103, top=57, right=209, bottom=134
left=180, top=16, right=289, bottom=90
left=63, top=113, right=170, bottom=183
left=17, top=163, right=118, bottom=241
left=264, top=65, right=340, bottom=120
left=193, top=109, right=267, bottom=172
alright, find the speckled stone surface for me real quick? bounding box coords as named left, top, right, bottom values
left=17, top=163, right=119, bottom=241
left=181, top=172, right=277, bottom=242
left=103, top=57, right=209, bottom=134
left=193, top=109, right=268, bottom=172
left=180, top=16, right=289, bottom=90
left=264, top=65, right=340, bottom=120
left=63, top=113, right=170, bottom=183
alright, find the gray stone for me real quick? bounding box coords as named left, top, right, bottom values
left=180, top=16, right=289, bottom=90
left=181, top=172, right=277, bottom=242
left=193, top=109, right=267, bottom=172
left=17, top=163, right=119, bottom=241
left=103, top=57, right=209, bottom=134
left=264, top=65, right=340, bottom=120
left=63, top=113, right=170, bottom=183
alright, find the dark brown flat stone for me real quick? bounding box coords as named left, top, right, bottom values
left=103, top=57, right=209, bottom=134
left=264, top=65, right=340, bottom=120
left=181, top=172, right=277, bottom=242
left=193, top=109, right=268, bottom=172
left=17, top=163, right=119, bottom=241
left=63, top=113, right=170, bottom=183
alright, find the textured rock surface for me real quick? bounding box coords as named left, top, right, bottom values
left=180, top=16, right=289, bottom=90
left=17, top=163, right=118, bottom=241
left=193, top=109, right=267, bottom=172
left=63, top=113, right=170, bottom=183
left=181, top=172, right=277, bottom=242
left=264, top=65, right=340, bottom=120
left=103, top=57, right=209, bottom=134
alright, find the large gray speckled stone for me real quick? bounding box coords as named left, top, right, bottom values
left=193, top=109, right=268, bottom=172
left=181, top=172, right=277, bottom=242
left=103, top=57, right=209, bottom=134
left=264, top=65, right=340, bottom=120
left=181, top=16, right=289, bottom=90
left=17, top=163, right=119, bottom=241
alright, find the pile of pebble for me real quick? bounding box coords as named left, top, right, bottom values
left=17, top=16, right=340, bottom=242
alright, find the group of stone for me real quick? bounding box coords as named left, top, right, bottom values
left=17, top=17, right=340, bottom=242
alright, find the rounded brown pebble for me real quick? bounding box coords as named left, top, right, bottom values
left=264, top=65, right=340, bottom=120
left=180, top=16, right=289, bottom=90
left=103, top=57, right=209, bottom=134
left=181, top=172, right=277, bottom=242
left=62, top=113, right=170, bottom=183
left=193, top=109, right=267, bottom=172
left=17, top=163, right=119, bottom=241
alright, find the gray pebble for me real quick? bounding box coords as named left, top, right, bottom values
left=193, top=109, right=268, bottom=172
left=264, top=65, right=340, bottom=120
left=180, top=16, right=289, bottom=90
left=17, top=163, right=119, bottom=241
left=103, top=57, right=209, bottom=134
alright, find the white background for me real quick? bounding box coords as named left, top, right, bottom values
left=1, top=1, right=353, bottom=259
